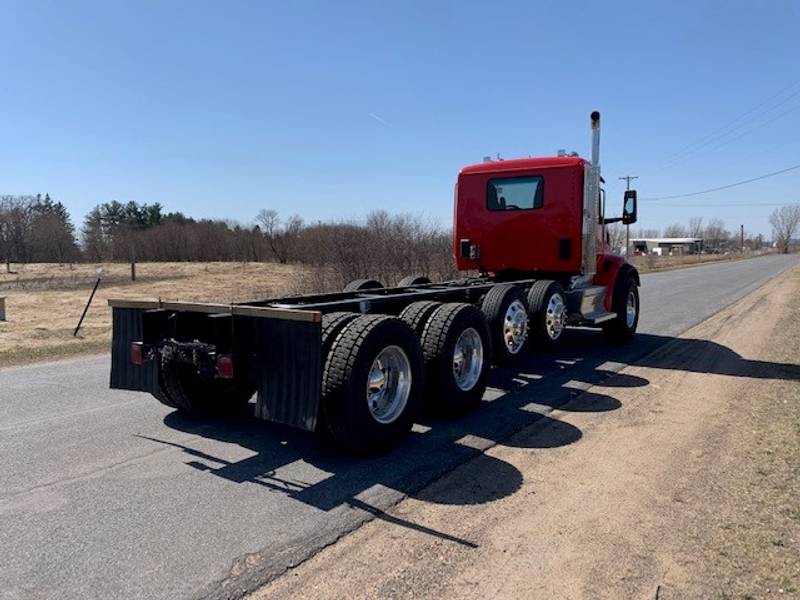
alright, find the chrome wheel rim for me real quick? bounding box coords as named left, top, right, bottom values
left=452, top=327, right=484, bottom=391
left=503, top=299, right=529, bottom=354
left=626, top=289, right=637, bottom=328
left=366, top=345, right=411, bottom=424
left=545, top=293, right=567, bottom=340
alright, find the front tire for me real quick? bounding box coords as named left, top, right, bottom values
left=602, top=276, right=639, bottom=343
left=321, top=315, right=424, bottom=453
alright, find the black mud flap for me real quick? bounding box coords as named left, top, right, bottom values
left=110, top=307, right=159, bottom=393
left=254, top=318, right=322, bottom=432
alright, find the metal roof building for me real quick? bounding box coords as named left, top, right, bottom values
left=630, top=237, right=704, bottom=256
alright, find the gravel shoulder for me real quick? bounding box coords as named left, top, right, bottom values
left=250, top=266, right=800, bottom=600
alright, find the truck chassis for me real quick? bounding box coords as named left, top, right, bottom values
left=110, top=271, right=639, bottom=452
left=110, top=110, right=641, bottom=453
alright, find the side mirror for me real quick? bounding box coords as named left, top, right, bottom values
left=622, top=190, right=637, bottom=225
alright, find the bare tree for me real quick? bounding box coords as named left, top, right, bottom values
left=769, top=205, right=800, bottom=254
left=703, top=218, right=730, bottom=253
left=605, top=222, right=626, bottom=252
left=0, top=194, right=79, bottom=264
left=633, top=227, right=660, bottom=238
left=663, top=223, right=688, bottom=238
left=688, top=216, right=704, bottom=238
left=256, top=209, right=304, bottom=263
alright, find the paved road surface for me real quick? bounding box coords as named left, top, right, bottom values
left=1, top=254, right=797, bottom=600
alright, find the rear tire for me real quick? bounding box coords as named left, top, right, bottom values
left=343, top=278, right=384, bottom=292
left=316, top=312, right=360, bottom=435
left=421, top=303, right=491, bottom=415
left=321, top=315, right=423, bottom=453
left=603, top=276, right=639, bottom=343
left=527, top=280, right=567, bottom=348
left=321, top=312, right=360, bottom=358
left=159, top=356, right=255, bottom=414
left=152, top=379, right=178, bottom=409
left=399, top=300, right=441, bottom=336
left=481, top=284, right=529, bottom=364
left=398, top=275, right=432, bottom=287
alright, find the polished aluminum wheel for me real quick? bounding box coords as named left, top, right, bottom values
left=545, top=293, right=567, bottom=340
left=503, top=299, right=529, bottom=354
left=452, top=327, right=484, bottom=391
left=626, top=288, right=638, bottom=328
left=366, top=345, right=411, bottom=424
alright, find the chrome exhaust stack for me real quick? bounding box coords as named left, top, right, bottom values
left=581, top=110, right=601, bottom=277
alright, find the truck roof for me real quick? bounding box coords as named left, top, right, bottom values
left=459, top=155, right=585, bottom=175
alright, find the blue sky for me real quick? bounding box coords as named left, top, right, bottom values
left=1, top=0, right=799, bottom=237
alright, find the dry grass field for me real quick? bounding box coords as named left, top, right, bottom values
left=0, top=252, right=778, bottom=366
left=0, top=262, right=309, bottom=365
left=629, top=249, right=774, bottom=272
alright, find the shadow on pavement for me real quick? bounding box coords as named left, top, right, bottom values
left=141, top=329, right=798, bottom=551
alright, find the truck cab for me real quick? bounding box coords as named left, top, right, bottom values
left=453, top=111, right=640, bottom=329
left=454, top=155, right=586, bottom=276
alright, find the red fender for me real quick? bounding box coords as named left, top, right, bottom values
left=592, top=254, right=639, bottom=311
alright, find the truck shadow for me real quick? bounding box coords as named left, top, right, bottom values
left=146, top=330, right=798, bottom=551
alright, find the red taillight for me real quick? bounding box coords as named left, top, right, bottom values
left=216, top=354, right=234, bottom=379
left=130, top=342, right=144, bottom=366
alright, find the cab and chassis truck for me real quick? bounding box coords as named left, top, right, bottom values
left=109, top=111, right=641, bottom=452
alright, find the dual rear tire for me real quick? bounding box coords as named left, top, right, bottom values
left=420, top=303, right=491, bottom=415
left=481, top=284, right=530, bottom=364
left=319, top=303, right=493, bottom=451
left=477, top=281, right=567, bottom=361
left=527, top=280, right=568, bottom=348
left=320, top=315, right=424, bottom=452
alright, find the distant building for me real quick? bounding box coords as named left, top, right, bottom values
left=630, top=237, right=704, bottom=256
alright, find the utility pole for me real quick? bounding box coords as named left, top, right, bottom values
left=740, top=224, right=745, bottom=253
left=619, top=175, right=638, bottom=256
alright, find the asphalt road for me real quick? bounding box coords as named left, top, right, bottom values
left=1, top=253, right=798, bottom=600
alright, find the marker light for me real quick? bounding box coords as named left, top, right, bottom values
left=216, top=354, right=234, bottom=379
left=130, top=343, right=144, bottom=366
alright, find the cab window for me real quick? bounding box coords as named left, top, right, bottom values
left=487, top=176, right=543, bottom=211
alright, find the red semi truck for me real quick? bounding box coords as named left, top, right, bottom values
left=109, top=111, right=640, bottom=452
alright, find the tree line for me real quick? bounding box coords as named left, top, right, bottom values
left=0, top=196, right=457, bottom=283
left=0, top=194, right=81, bottom=264
left=2, top=196, right=799, bottom=271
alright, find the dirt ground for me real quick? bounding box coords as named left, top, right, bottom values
left=0, top=262, right=308, bottom=365
left=250, top=267, right=800, bottom=600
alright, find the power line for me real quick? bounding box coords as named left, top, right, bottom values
left=701, top=101, right=800, bottom=155
left=661, top=81, right=800, bottom=167
left=646, top=201, right=800, bottom=207
left=641, top=162, right=800, bottom=201
left=618, top=175, right=638, bottom=190
left=666, top=81, right=800, bottom=158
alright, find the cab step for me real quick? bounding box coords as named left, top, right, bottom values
left=581, top=311, right=617, bottom=325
